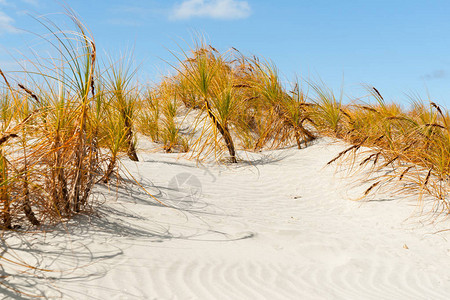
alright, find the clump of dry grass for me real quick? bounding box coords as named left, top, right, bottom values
left=0, top=9, right=159, bottom=295
left=136, top=81, right=188, bottom=153
left=245, top=59, right=315, bottom=150
left=104, top=55, right=140, bottom=162
left=154, top=42, right=316, bottom=162
left=138, top=88, right=161, bottom=142
left=318, top=85, right=450, bottom=215
left=175, top=44, right=240, bottom=162
left=0, top=10, right=119, bottom=226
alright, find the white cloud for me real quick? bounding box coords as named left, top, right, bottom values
left=0, top=0, right=34, bottom=34
left=0, top=10, right=17, bottom=34
left=171, top=0, right=251, bottom=20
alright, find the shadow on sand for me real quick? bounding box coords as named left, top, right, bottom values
left=0, top=176, right=255, bottom=299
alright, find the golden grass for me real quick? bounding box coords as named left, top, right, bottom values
left=0, top=12, right=448, bottom=229
left=154, top=43, right=316, bottom=162
left=147, top=41, right=450, bottom=217
left=322, top=86, right=450, bottom=215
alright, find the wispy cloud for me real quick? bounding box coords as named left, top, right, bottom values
left=0, top=10, right=17, bottom=34
left=421, top=69, right=446, bottom=80
left=171, top=0, right=251, bottom=20
left=0, top=0, right=35, bottom=34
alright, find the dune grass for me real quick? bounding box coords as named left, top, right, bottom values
left=321, top=87, right=450, bottom=214
left=0, top=13, right=101, bottom=227
left=143, top=42, right=450, bottom=216
left=1, top=13, right=449, bottom=226
left=156, top=44, right=317, bottom=161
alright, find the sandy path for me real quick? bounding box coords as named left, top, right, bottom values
left=2, top=137, right=449, bottom=299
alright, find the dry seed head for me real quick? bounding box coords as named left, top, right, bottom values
left=425, top=123, right=445, bottom=129
left=383, top=155, right=399, bottom=167
left=327, top=144, right=358, bottom=165
left=0, top=68, right=12, bottom=90
left=431, top=102, right=444, bottom=118
left=424, top=169, right=432, bottom=186
left=359, top=105, right=379, bottom=113
left=244, top=96, right=259, bottom=102
left=386, top=116, right=409, bottom=122
left=399, top=166, right=414, bottom=181
left=360, top=153, right=377, bottom=166
left=346, top=129, right=355, bottom=135
left=209, top=45, right=218, bottom=53
left=233, top=84, right=251, bottom=88
left=373, top=152, right=380, bottom=165
left=364, top=180, right=381, bottom=196
left=402, top=144, right=414, bottom=152
left=372, top=87, right=384, bottom=100
left=339, top=108, right=352, bottom=120
left=374, top=135, right=385, bottom=142
left=18, top=84, right=40, bottom=103
left=0, top=133, right=18, bottom=146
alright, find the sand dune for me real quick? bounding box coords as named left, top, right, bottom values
left=2, top=137, right=450, bottom=299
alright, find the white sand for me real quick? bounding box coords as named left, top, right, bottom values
left=2, top=137, right=450, bottom=299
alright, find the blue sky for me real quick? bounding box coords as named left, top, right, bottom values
left=1, top=0, right=450, bottom=107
